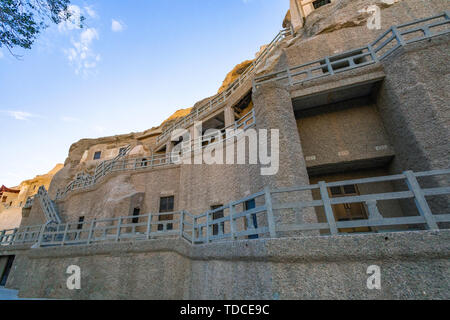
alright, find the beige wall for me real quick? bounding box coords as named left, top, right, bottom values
left=296, top=96, right=395, bottom=170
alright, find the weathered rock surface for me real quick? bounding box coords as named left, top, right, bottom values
left=0, top=164, right=63, bottom=230
left=218, top=60, right=254, bottom=94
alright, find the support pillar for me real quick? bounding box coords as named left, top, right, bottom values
left=252, top=81, right=318, bottom=233
left=224, top=105, right=235, bottom=128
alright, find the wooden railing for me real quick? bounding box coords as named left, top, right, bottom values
left=253, top=12, right=450, bottom=88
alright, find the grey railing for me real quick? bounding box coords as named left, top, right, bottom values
left=1, top=169, right=449, bottom=247
left=37, top=186, right=61, bottom=224
left=55, top=110, right=256, bottom=200
left=156, top=28, right=292, bottom=144
left=0, top=225, right=42, bottom=246
left=23, top=196, right=34, bottom=209
left=253, top=12, right=450, bottom=89
left=33, top=211, right=185, bottom=247
left=178, top=108, right=256, bottom=154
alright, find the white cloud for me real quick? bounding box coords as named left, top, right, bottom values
left=64, top=27, right=101, bottom=76
left=1, top=111, right=39, bottom=121
left=58, top=5, right=101, bottom=75
left=111, top=19, right=125, bottom=32
left=84, top=6, right=97, bottom=19
left=58, top=5, right=83, bottom=32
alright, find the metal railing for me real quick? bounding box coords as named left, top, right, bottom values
left=2, top=169, right=449, bottom=247
left=253, top=12, right=450, bottom=89
left=156, top=28, right=292, bottom=144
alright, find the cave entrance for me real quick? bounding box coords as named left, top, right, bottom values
left=0, top=255, right=15, bottom=287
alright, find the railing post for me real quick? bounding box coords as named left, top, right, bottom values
left=367, top=44, right=379, bottom=62
left=318, top=181, right=338, bottom=235
left=391, top=26, right=405, bottom=46
left=264, top=187, right=277, bottom=238
left=179, top=211, right=185, bottom=238
left=404, top=171, right=438, bottom=230
left=366, top=200, right=383, bottom=220
left=229, top=204, right=236, bottom=240
left=0, top=230, right=5, bottom=244
left=287, top=68, right=293, bottom=86
left=325, top=57, right=334, bottom=75
left=206, top=211, right=210, bottom=243
left=192, top=216, right=196, bottom=245
left=87, top=219, right=96, bottom=245
left=61, top=223, right=69, bottom=246
left=147, top=214, right=152, bottom=240
left=10, top=228, right=18, bottom=245
left=37, top=224, right=46, bottom=247
left=116, top=217, right=122, bottom=242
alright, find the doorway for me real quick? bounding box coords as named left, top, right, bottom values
left=329, top=184, right=371, bottom=233
left=0, top=256, right=15, bottom=287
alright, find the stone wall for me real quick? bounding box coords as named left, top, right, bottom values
left=296, top=96, right=395, bottom=172
left=2, top=230, right=449, bottom=299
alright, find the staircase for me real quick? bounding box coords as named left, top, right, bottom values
left=37, top=186, right=61, bottom=224
left=93, top=144, right=132, bottom=183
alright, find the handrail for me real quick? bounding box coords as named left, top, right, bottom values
left=156, top=28, right=292, bottom=144
left=2, top=168, right=449, bottom=247
left=253, top=12, right=450, bottom=89
left=55, top=110, right=256, bottom=200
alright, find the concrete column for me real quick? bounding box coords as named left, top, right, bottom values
left=377, top=38, right=450, bottom=217
left=165, top=141, right=173, bottom=158
left=224, top=105, right=235, bottom=128
left=252, top=82, right=318, bottom=231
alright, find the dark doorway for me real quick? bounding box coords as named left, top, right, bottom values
left=245, top=199, right=259, bottom=239
left=158, top=196, right=174, bottom=231
left=211, top=205, right=224, bottom=236
left=132, top=208, right=140, bottom=224
left=0, top=256, right=15, bottom=287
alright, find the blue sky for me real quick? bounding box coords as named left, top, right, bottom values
left=0, top=0, right=288, bottom=187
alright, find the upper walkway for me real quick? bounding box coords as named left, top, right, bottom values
left=156, top=28, right=292, bottom=144
left=253, top=12, right=450, bottom=89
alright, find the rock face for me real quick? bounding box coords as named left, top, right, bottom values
left=256, top=0, right=408, bottom=77
left=218, top=60, right=254, bottom=94
left=35, top=0, right=425, bottom=204
left=0, top=164, right=63, bottom=230
left=283, top=9, right=292, bottom=29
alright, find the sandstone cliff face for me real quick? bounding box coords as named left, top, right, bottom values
left=48, top=0, right=414, bottom=200
left=256, top=0, right=406, bottom=76
left=0, top=164, right=63, bottom=230
left=217, top=60, right=254, bottom=94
